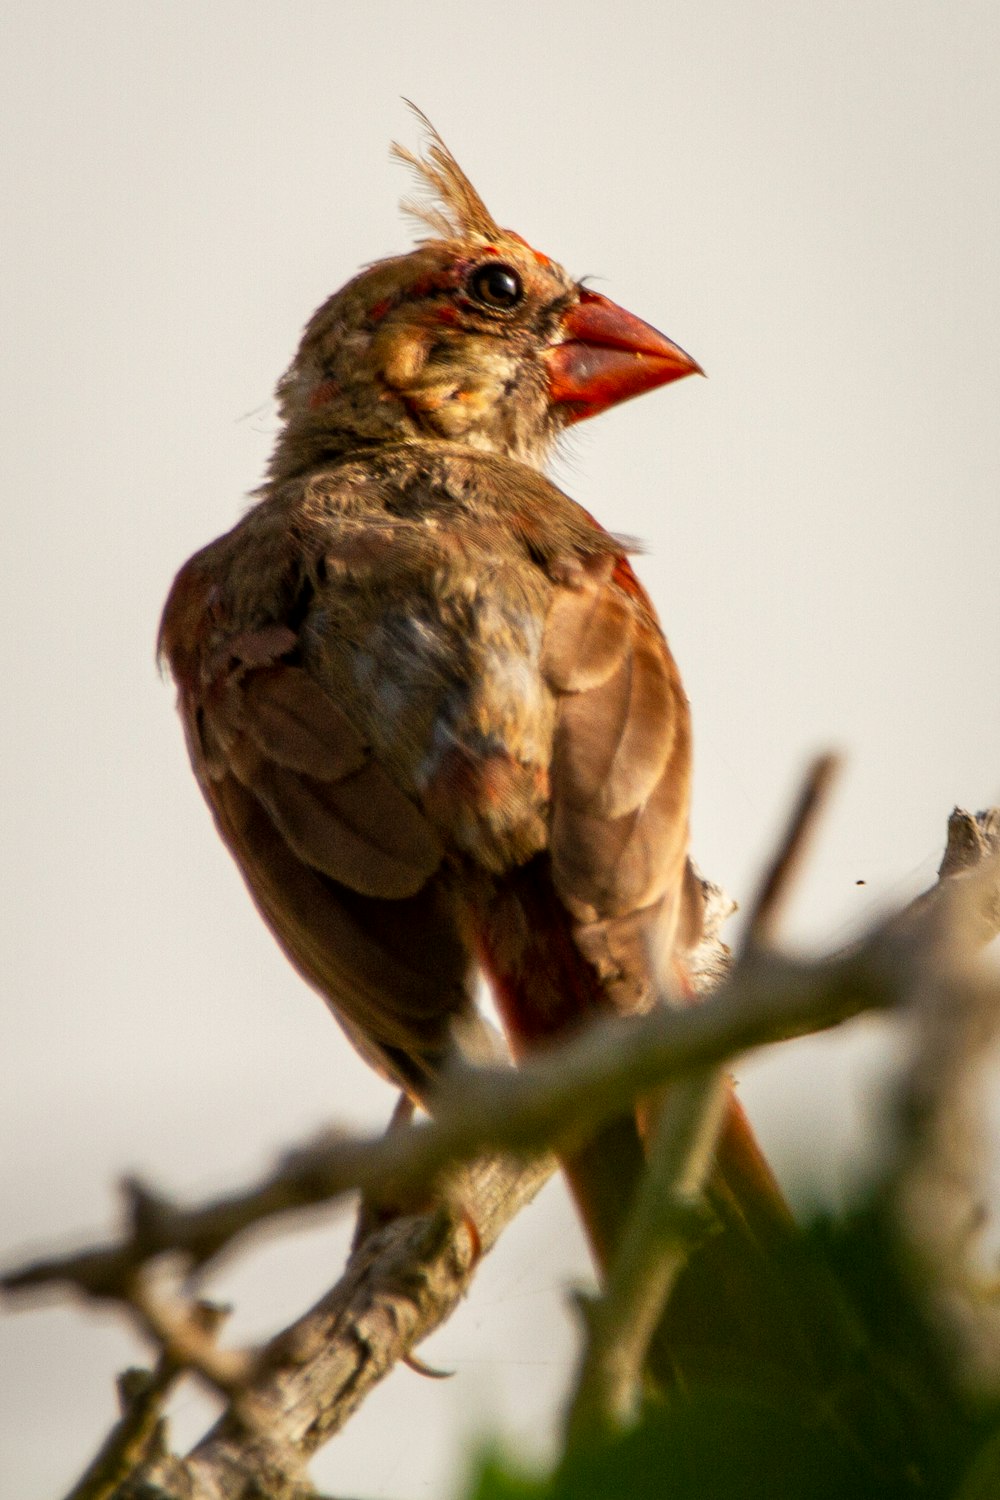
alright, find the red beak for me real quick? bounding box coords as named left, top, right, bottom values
left=543, top=288, right=702, bottom=422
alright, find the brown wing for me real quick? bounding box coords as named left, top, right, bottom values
left=159, top=562, right=478, bottom=1100
left=473, top=546, right=698, bottom=1263
left=541, top=552, right=700, bottom=1016
left=538, top=553, right=808, bottom=1366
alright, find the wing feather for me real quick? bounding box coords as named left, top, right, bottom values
left=160, top=591, right=472, bottom=1094
left=237, top=754, right=443, bottom=899
left=238, top=666, right=369, bottom=779
left=210, top=770, right=472, bottom=1093
left=540, top=552, right=693, bottom=1006
left=540, top=575, right=630, bottom=692
left=193, top=628, right=445, bottom=901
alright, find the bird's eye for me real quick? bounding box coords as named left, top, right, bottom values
left=468, top=262, right=524, bottom=311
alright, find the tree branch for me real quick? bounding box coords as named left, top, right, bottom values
left=132, top=1154, right=555, bottom=1500
left=6, top=908, right=971, bottom=1316
left=4, top=802, right=998, bottom=1498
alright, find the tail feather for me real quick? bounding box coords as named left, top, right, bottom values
left=651, top=1088, right=827, bottom=1388
left=565, top=1079, right=829, bottom=1389
left=473, top=859, right=833, bottom=1389
left=562, top=1115, right=649, bottom=1273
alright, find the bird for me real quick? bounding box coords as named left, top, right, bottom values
left=159, top=112, right=806, bottom=1383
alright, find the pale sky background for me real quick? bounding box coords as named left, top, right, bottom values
left=2, top=3, right=998, bottom=1496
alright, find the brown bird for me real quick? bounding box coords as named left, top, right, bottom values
left=160, top=115, right=799, bottom=1380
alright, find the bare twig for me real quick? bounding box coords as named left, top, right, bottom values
left=125, top=1274, right=255, bottom=1398
left=742, top=752, right=841, bottom=949
left=903, top=808, right=1000, bottom=949
left=7, top=879, right=995, bottom=1314
left=1, top=936, right=917, bottom=1307
left=563, top=1068, right=727, bottom=1446
left=938, top=808, right=1000, bottom=882
left=66, top=1303, right=226, bottom=1500
left=66, top=1364, right=177, bottom=1500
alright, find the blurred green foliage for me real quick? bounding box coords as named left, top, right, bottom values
left=465, top=1207, right=1000, bottom=1500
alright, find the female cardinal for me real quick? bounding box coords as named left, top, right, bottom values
left=160, top=116, right=802, bottom=1380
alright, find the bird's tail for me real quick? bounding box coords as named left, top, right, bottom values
left=474, top=859, right=838, bottom=1392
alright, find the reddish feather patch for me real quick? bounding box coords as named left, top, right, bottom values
left=611, top=555, right=651, bottom=605
left=309, top=379, right=340, bottom=410
left=569, top=504, right=651, bottom=609
left=502, top=230, right=551, bottom=269
left=475, top=859, right=609, bottom=1052
left=424, top=745, right=546, bottom=824
left=408, top=270, right=457, bottom=299
left=367, top=297, right=395, bottom=324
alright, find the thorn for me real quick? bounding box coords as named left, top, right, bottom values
left=403, top=1350, right=454, bottom=1379
left=462, top=1210, right=483, bottom=1266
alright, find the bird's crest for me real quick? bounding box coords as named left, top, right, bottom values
left=392, top=103, right=501, bottom=243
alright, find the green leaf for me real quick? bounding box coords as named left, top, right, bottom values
left=465, top=1450, right=549, bottom=1500
left=553, top=1390, right=876, bottom=1500
left=952, top=1429, right=1000, bottom=1500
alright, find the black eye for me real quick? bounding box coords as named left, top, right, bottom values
left=468, top=262, right=524, bottom=311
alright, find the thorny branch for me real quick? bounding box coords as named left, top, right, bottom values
left=64, top=1305, right=227, bottom=1500
left=4, top=800, right=1000, bottom=1499
left=891, top=813, right=1000, bottom=1389
left=137, top=1153, right=556, bottom=1500
left=0, top=923, right=939, bottom=1302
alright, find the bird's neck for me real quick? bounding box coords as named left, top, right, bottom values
left=266, top=403, right=553, bottom=487
left=266, top=387, right=422, bottom=486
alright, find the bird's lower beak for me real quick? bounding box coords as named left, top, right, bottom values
left=543, top=288, right=702, bottom=421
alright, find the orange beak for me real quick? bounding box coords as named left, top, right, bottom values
left=543, top=288, right=702, bottom=422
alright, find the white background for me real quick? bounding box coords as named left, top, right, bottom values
left=2, top=3, right=998, bottom=1496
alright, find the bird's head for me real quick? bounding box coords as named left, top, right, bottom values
left=271, top=112, right=701, bottom=478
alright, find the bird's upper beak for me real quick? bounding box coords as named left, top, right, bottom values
left=542, top=288, right=702, bottom=421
